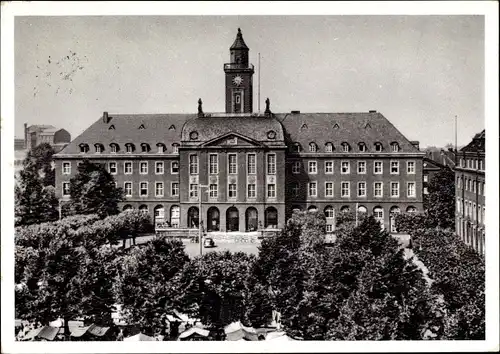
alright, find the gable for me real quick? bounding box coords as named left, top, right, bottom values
left=202, top=133, right=262, bottom=148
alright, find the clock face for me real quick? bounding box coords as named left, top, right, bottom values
left=232, top=76, right=243, bottom=86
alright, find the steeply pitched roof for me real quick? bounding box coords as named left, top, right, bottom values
left=276, top=111, right=421, bottom=153
left=56, top=114, right=192, bottom=155
left=461, top=129, right=485, bottom=153
left=230, top=28, right=249, bottom=50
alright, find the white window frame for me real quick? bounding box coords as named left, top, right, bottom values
left=171, top=161, right=179, bottom=174
left=247, top=183, right=256, bottom=199
left=209, top=184, right=218, bottom=199
left=325, top=182, right=334, bottom=197
left=267, top=184, right=276, bottom=199
left=189, top=184, right=199, bottom=199
left=228, top=153, right=238, bottom=175
left=391, top=143, right=399, bottom=152
left=139, top=161, right=148, bottom=175
left=325, top=143, right=333, bottom=152
left=291, top=182, right=299, bottom=197
left=341, top=181, right=350, bottom=198
left=139, top=181, right=148, bottom=197
left=155, top=182, right=164, bottom=197
left=209, top=153, right=219, bottom=175
left=407, top=182, right=416, bottom=198
left=309, top=143, right=317, bottom=152
left=62, top=182, right=70, bottom=197
left=325, top=161, right=334, bottom=174
left=374, top=182, right=383, bottom=198
left=342, top=144, right=349, bottom=152
left=390, top=182, right=400, bottom=198
left=228, top=183, right=237, bottom=199
left=357, top=161, right=366, bottom=174
left=359, top=143, right=367, bottom=152
left=292, top=161, right=300, bottom=174
left=308, top=161, right=317, bottom=174
left=189, top=154, right=199, bottom=175
left=124, top=182, right=133, bottom=197
left=375, top=143, right=383, bottom=152
left=326, top=224, right=333, bottom=233
left=357, top=182, right=367, bottom=197
left=267, top=153, right=276, bottom=175
left=62, top=161, right=71, bottom=175
left=390, top=160, right=399, bottom=175
left=407, top=161, right=416, bottom=174
left=374, top=161, right=383, bottom=174
left=95, top=144, right=103, bottom=153
left=341, top=161, right=350, bottom=174
left=124, top=161, right=133, bottom=175
left=308, top=182, right=317, bottom=197
left=171, top=182, right=179, bottom=197
left=111, top=144, right=118, bottom=153
left=155, top=161, right=164, bottom=175
left=126, top=144, right=133, bottom=153
left=423, top=175, right=428, bottom=183
left=157, top=144, right=165, bottom=153
left=108, top=161, right=117, bottom=175
left=247, top=153, right=256, bottom=175
left=172, top=144, right=179, bottom=154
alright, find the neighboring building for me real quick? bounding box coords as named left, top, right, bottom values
left=54, top=28, right=425, bottom=234
left=455, top=130, right=485, bottom=254
left=24, top=123, right=71, bottom=152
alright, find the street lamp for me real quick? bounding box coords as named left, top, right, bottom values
left=198, top=184, right=209, bottom=257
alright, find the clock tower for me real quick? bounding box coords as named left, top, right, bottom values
left=224, top=28, right=254, bottom=113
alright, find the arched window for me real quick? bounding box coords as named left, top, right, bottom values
left=139, top=205, right=148, bottom=214
left=374, top=142, right=383, bottom=152
left=226, top=207, right=239, bottom=232
left=207, top=207, right=220, bottom=232
left=307, top=205, right=318, bottom=213
left=187, top=207, right=199, bottom=229
left=309, top=142, right=318, bottom=152
left=341, top=142, right=350, bottom=152
left=157, top=143, right=166, bottom=153
left=406, top=206, right=417, bottom=213
left=125, top=143, right=135, bottom=153
left=123, top=204, right=134, bottom=212
left=340, top=205, right=350, bottom=213
left=389, top=206, right=400, bottom=233
left=246, top=207, right=258, bottom=231
left=79, top=143, right=89, bottom=153
left=358, top=205, right=367, bottom=213
left=292, top=143, right=301, bottom=153
left=358, top=142, right=367, bottom=152
left=141, top=143, right=151, bottom=153
left=325, top=142, right=334, bottom=152
left=94, top=143, right=104, bottom=153
left=170, top=205, right=179, bottom=228
left=172, top=143, right=179, bottom=154
left=110, top=143, right=119, bottom=153
left=265, top=207, right=278, bottom=228
left=391, top=142, right=400, bottom=152
left=291, top=205, right=302, bottom=213
left=373, top=206, right=384, bottom=229
left=324, top=206, right=334, bottom=218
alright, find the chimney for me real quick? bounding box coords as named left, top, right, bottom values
left=24, top=123, right=28, bottom=149
left=103, top=111, right=109, bottom=123
left=291, top=110, right=300, bottom=114
left=369, top=110, right=377, bottom=113
left=410, top=140, right=420, bottom=150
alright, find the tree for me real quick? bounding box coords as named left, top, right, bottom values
left=22, top=143, right=56, bottom=187
left=67, top=160, right=124, bottom=218
left=425, top=167, right=455, bottom=229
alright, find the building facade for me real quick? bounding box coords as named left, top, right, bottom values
left=454, top=130, right=485, bottom=254
left=54, top=29, right=424, bottom=233
left=24, top=123, right=71, bottom=151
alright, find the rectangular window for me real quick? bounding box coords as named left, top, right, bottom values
left=357, top=161, right=366, bottom=174
left=291, top=182, right=299, bottom=197
left=172, top=144, right=179, bottom=154
left=374, top=161, right=383, bottom=174
left=171, top=182, right=179, bottom=197
left=155, top=162, right=164, bottom=175
left=267, top=184, right=276, bottom=198
left=358, top=182, right=367, bottom=197
left=326, top=224, right=333, bottom=233
left=155, top=182, right=164, bottom=197
left=247, top=184, right=256, bottom=198
left=189, top=155, right=199, bottom=175
left=209, top=154, right=219, bottom=175
left=391, top=182, right=399, bottom=197
left=247, top=154, right=256, bottom=175
left=267, top=154, right=276, bottom=174
left=189, top=184, right=198, bottom=198
left=62, top=182, right=70, bottom=196
left=140, top=182, right=148, bottom=196
left=124, top=162, right=133, bottom=175
left=325, top=161, right=334, bottom=174
left=292, top=161, right=300, bottom=174
left=308, top=161, right=317, bottom=174
left=407, top=161, right=415, bottom=174
left=209, top=184, right=218, bottom=198
left=423, top=175, right=428, bottom=183
left=374, top=182, right=383, bottom=197
left=407, top=182, right=416, bottom=197
left=124, top=182, right=132, bottom=197
left=228, top=184, right=237, bottom=198
left=390, top=161, right=399, bottom=174
left=228, top=154, right=238, bottom=174
left=308, top=182, right=317, bottom=197
left=171, top=161, right=179, bottom=174
left=62, top=162, right=71, bottom=175
left=108, top=162, right=117, bottom=175
left=325, top=182, right=334, bottom=197
left=140, top=161, right=148, bottom=174
left=341, top=182, right=350, bottom=197
left=341, top=161, right=350, bottom=174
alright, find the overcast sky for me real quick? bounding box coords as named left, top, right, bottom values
left=15, top=15, right=484, bottom=148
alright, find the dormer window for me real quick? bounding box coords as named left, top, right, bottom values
left=391, top=142, right=400, bottom=152
left=325, top=142, right=333, bottom=152
left=141, top=143, right=151, bottom=153
left=125, top=143, right=135, bottom=153
left=138, top=124, right=145, bottom=130
left=309, top=142, right=317, bottom=153
left=341, top=142, right=350, bottom=152
left=358, top=143, right=367, bottom=152
left=110, top=143, right=119, bottom=153
left=94, top=143, right=104, bottom=153
left=292, top=143, right=301, bottom=153
left=169, top=125, right=176, bottom=131
left=172, top=143, right=179, bottom=154
left=375, top=142, right=383, bottom=152
left=157, top=143, right=166, bottom=153
left=79, top=144, right=89, bottom=153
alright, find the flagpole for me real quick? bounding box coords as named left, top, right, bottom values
left=355, top=202, right=359, bottom=227
left=258, top=52, right=261, bottom=113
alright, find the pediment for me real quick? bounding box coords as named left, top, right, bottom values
left=201, top=132, right=263, bottom=148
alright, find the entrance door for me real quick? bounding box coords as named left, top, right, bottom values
left=188, top=207, right=199, bottom=229
left=226, top=207, right=239, bottom=232
left=207, top=207, right=220, bottom=232
left=245, top=207, right=258, bottom=232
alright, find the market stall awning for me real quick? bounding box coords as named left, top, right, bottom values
left=178, top=327, right=210, bottom=340
left=124, top=333, right=156, bottom=341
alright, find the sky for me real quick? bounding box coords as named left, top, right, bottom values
left=14, top=15, right=485, bottom=148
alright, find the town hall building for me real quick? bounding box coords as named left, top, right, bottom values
left=54, top=28, right=425, bottom=234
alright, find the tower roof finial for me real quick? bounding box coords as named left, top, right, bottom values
left=230, top=28, right=249, bottom=50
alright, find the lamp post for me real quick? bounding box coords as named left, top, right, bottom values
left=198, top=184, right=209, bottom=257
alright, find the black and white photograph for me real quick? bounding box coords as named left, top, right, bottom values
left=1, top=2, right=498, bottom=353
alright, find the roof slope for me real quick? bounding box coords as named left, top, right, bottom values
left=56, top=113, right=193, bottom=155
left=461, top=129, right=485, bottom=153
left=276, top=112, right=420, bottom=153
left=230, top=28, right=249, bottom=50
